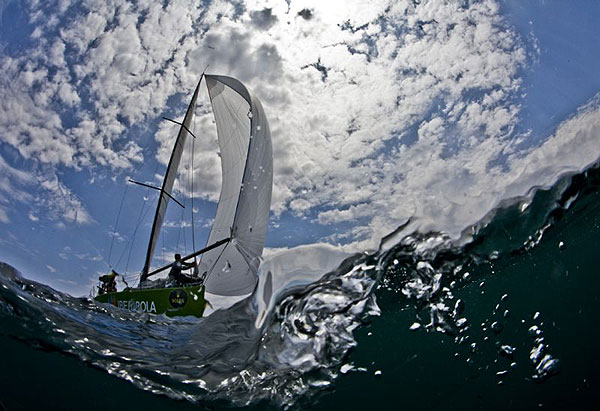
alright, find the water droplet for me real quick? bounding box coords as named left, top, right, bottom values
left=499, top=345, right=515, bottom=358
left=533, top=311, right=541, bottom=320
left=374, top=370, right=382, bottom=376
left=454, top=299, right=465, bottom=317
left=256, top=125, right=262, bottom=131
left=491, top=321, right=504, bottom=334
left=558, top=241, right=565, bottom=250
left=222, top=261, right=231, bottom=272
left=340, top=364, right=354, bottom=374
left=530, top=341, right=545, bottom=362
left=533, top=354, right=560, bottom=381
left=409, top=322, right=421, bottom=330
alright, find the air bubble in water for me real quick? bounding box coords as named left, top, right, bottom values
left=533, top=354, right=560, bottom=381
left=499, top=345, right=515, bottom=358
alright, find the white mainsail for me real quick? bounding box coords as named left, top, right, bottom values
left=199, top=75, right=273, bottom=296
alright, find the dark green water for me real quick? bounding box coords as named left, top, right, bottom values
left=314, top=171, right=600, bottom=410
left=1, top=165, right=599, bottom=410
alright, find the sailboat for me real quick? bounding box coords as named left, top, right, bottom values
left=95, top=74, right=273, bottom=317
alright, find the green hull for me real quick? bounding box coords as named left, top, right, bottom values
left=94, top=285, right=207, bottom=318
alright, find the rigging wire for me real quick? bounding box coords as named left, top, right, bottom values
left=175, top=130, right=191, bottom=253
left=191, top=110, right=197, bottom=264
left=107, top=125, right=163, bottom=275
left=118, top=188, right=157, bottom=274
left=203, top=241, right=230, bottom=285
left=162, top=221, right=165, bottom=269
left=175, top=194, right=186, bottom=251
left=107, top=183, right=129, bottom=267
left=110, top=77, right=205, bottom=283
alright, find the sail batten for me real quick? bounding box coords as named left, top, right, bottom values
left=140, top=77, right=203, bottom=281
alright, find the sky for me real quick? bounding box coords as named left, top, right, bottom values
left=0, top=0, right=599, bottom=296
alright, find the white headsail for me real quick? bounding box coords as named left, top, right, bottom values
left=199, top=75, right=273, bottom=296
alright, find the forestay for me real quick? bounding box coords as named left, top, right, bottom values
left=199, top=75, right=273, bottom=296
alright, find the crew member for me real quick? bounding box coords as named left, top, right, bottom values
left=168, top=254, right=197, bottom=286
left=98, top=270, right=118, bottom=294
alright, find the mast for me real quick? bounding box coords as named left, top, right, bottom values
left=140, top=76, right=203, bottom=282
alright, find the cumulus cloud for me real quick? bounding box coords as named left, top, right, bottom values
left=1, top=0, right=598, bottom=253
left=0, top=153, right=91, bottom=225
left=250, top=7, right=277, bottom=30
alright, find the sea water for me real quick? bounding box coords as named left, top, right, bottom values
left=1, top=164, right=599, bottom=409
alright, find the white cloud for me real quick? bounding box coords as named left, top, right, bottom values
left=1, top=0, right=597, bottom=252
left=0, top=153, right=92, bottom=226
left=289, top=198, right=311, bottom=214
left=379, top=96, right=600, bottom=249
left=318, top=203, right=371, bottom=225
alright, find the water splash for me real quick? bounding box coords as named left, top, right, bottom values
left=1, top=163, right=599, bottom=408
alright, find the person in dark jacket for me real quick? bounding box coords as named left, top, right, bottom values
left=168, top=254, right=197, bottom=286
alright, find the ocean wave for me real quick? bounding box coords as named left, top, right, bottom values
left=1, top=162, right=598, bottom=408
